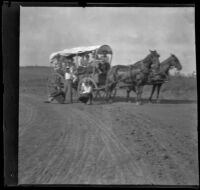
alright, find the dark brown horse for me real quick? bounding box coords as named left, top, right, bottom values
left=124, top=54, right=182, bottom=103
left=148, top=54, right=182, bottom=103
left=105, top=50, right=160, bottom=104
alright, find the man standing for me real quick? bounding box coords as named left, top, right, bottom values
left=64, top=56, right=78, bottom=103
left=63, top=66, right=73, bottom=104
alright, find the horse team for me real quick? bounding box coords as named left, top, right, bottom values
left=104, top=50, right=182, bottom=105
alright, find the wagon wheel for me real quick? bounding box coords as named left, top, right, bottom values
left=77, top=77, right=99, bottom=98
left=46, top=73, right=65, bottom=103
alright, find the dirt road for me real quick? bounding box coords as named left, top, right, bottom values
left=19, top=93, right=198, bottom=185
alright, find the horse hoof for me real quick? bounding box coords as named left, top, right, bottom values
left=136, top=102, right=141, bottom=105
left=156, top=100, right=160, bottom=103
left=148, top=100, right=153, bottom=104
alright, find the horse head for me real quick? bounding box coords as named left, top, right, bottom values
left=170, top=54, right=182, bottom=71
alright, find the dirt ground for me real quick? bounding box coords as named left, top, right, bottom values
left=19, top=91, right=198, bottom=185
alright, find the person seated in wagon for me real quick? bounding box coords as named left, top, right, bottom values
left=52, top=54, right=65, bottom=77
left=98, top=51, right=110, bottom=74
left=80, top=54, right=90, bottom=67
left=90, top=51, right=104, bottom=74
left=80, top=55, right=86, bottom=67
left=100, top=51, right=109, bottom=63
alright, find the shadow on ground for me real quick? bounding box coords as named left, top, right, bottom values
left=94, top=96, right=197, bottom=105
left=43, top=94, right=197, bottom=105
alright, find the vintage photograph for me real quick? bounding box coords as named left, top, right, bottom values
left=19, top=6, right=198, bottom=185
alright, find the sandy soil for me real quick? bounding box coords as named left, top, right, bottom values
left=19, top=93, right=198, bottom=185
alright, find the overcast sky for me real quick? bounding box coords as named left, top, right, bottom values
left=20, top=7, right=196, bottom=74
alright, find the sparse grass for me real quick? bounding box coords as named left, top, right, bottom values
left=20, top=66, right=52, bottom=96
left=158, top=75, right=197, bottom=100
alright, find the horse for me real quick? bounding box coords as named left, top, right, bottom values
left=124, top=54, right=182, bottom=103
left=148, top=54, right=182, bottom=103
left=105, top=50, right=160, bottom=105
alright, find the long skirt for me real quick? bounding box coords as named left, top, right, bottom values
left=63, top=79, right=73, bottom=103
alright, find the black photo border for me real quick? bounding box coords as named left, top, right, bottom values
left=2, top=0, right=199, bottom=188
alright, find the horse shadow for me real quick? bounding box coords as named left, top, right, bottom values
left=148, top=99, right=197, bottom=104
left=94, top=96, right=197, bottom=105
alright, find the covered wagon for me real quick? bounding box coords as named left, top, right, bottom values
left=47, top=45, right=113, bottom=101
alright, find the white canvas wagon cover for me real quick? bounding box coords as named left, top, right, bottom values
left=49, top=44, right=113, bottom=61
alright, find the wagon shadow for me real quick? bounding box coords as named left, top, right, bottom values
left=94, top=96, right=197, bottom=105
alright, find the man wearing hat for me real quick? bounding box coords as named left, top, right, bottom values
left=101, top=52, right=109, bottom=63
left=99, top=52, right=110, bottom=73
left=98, top=52, right=110, bottom=85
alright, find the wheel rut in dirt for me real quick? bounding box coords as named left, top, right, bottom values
left=19, top=94, right=198, bottom=185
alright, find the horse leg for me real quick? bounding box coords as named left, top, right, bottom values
left=95, top=90, right=101, bottom=99
left=105, top=87, right=109, bottom=103
left=102, top=89, right=106, bottom=98
left=138, top=86, right=144, bottom=105
left=109, top=83, right=118, bottom=103
left=112, top=87, right=117, bottom=99
left=156, top=83, right=162, bottom=103
left=126, top=88, right=131, bottom=102
left=136, top=86, right=142, bottom=105
left=105, top=86, right=113, bottom=104
left=149, top=85, right=156, bottom=103
left=108, top=88, right=113, bottom=104
left=135, top=86, right=138, bottom=104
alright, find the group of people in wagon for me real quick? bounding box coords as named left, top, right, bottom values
left=47, top=51, right=110, bottom=105
left=79, top=51, right=110, bottom=74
